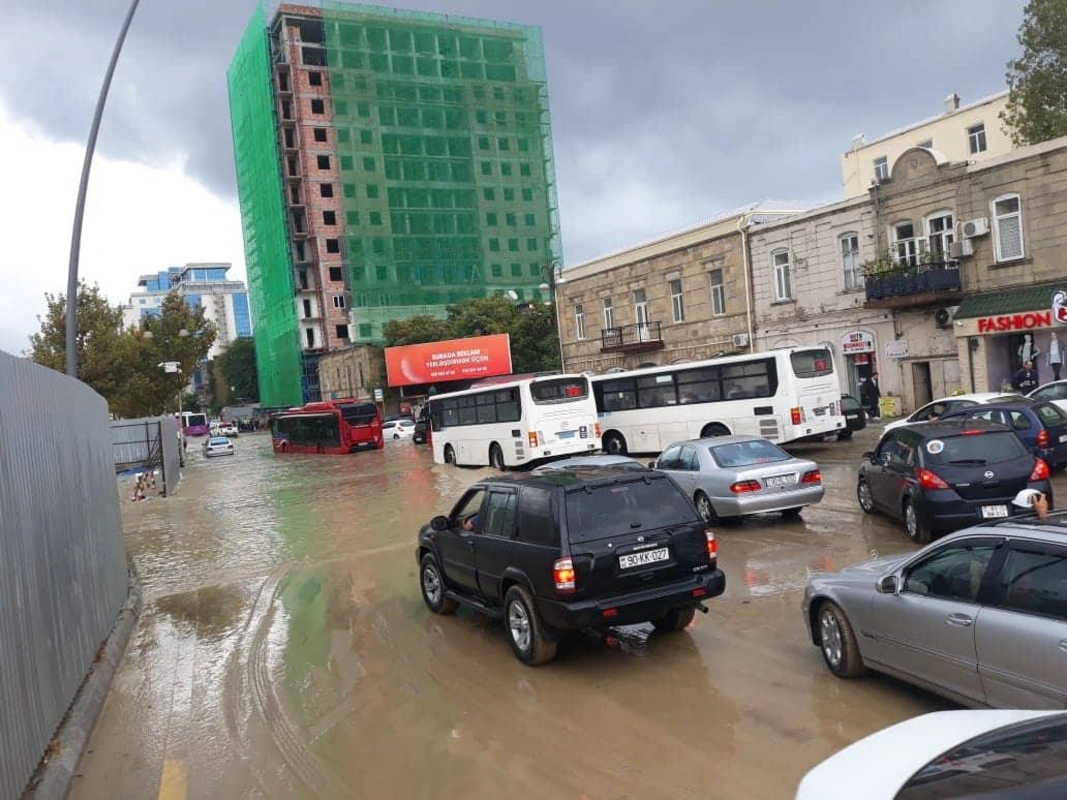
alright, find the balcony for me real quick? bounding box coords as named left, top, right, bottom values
left=600, top=322, right=664, bottom=354
left=863, top=261, right=963, bottom=309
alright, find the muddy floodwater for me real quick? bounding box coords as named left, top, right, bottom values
left=74, top=428, right=1058, bottom=799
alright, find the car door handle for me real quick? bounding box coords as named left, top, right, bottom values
left=946, top=613, right=973, bottom=627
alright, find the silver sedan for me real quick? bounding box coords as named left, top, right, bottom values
left=655, top=435, right=823, bottom=522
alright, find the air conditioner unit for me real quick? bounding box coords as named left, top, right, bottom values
left=732, top=333, right=750, bottom=348
left=949, top=239, right=974, bottom=259
left=934, top=306, right=959, bottom=329
left=961, top=218, right=990, bottom=238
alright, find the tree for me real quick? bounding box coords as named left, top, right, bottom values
left=1002, top=0, right=1067, bottom=145
left=511, top=302, right=561, bottom=373
left=382, top=314, right=452, bottom=347
left=446, top=296, right=518, bottom=338
left=217, top=337, right=259, bottom=402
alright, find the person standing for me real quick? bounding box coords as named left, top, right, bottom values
left=1049, top=332, right=1062, bottom=382
left=1012, top=360, right=1039, bottom=392
left=861, top=372, right=882, bottom=420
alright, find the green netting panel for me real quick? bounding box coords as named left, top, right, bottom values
left=321, top=2, right=562, bottom=343
left=228, top=5, right=304, bottom=406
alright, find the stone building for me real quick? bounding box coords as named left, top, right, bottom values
left=316, top=344, right=384, bottom=401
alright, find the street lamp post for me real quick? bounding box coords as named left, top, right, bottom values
left=539, top=262, right=566, bottom=372
left=143, top=327, right=190, bottom=414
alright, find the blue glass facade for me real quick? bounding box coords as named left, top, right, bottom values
left=232, top=293, right=252, bottom=337
left=184, top=294, right=203, bottom=309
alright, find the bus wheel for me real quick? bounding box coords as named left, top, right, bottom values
left=603, top=431, right=627, bottom=455
left=444, top=444, right=456, bottom=465
left=700, top=423, right=730, bottom=438
left=489, top=443, right=506, bottom=470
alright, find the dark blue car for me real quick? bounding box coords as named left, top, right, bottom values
left=941, top=399, right=1067, bottom=471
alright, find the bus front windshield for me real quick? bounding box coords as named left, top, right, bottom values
left=531, top=377, right=589, bottom=403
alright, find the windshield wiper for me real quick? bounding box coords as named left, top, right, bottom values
left=948, top=458, right=987, bottom=465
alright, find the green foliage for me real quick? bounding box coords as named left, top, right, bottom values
left=382, top=314, right=452, bottom=347
left=511, top=302, right=561, bottom=373
left=180, top=391, right=202, bottom=413
left=446, top=296, right=519, bottom=338
left=218, top=337, right=259, bottom=402
left=1002, top=0, right=1067, bottom=145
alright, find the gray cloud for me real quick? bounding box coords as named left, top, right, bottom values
left=3, top=0, right=1027, bottom=264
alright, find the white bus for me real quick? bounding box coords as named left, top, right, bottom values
left=591, top=347, right=845, bottom=454
left=429, top=374, right=601, bottom=468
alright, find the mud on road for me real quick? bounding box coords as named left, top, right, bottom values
left=74, top=428, right=1055, bottom=799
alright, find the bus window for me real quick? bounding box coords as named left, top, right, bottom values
left=531, top=377, right=589, bottom=403
left=637, top=374, right=676, bottom=407
left=599, top=378, right=637, bottom=411
left=791, top=349, right=833, bottom=378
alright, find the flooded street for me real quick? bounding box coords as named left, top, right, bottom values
left=73, top=428, right=1056, bottom=799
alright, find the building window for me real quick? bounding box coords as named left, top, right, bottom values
left=668, top=278, right=685, bottom=323
left=840, top=233, right=862, bottom=290
left=358, top=323, right=373, bottom=338
left=772, top=250, right=792, bottom=301
left=917, top=138, right=933, bottom=149
left=893, top=221, right=919, bottom=267
left=925, top=211, right=954, bottom=260
left=992, top=193, right=1024, bottom=262
left=968, top=123, right=987, bottom=154
left=313, top=128, right=327, bottom=142
left=325, top=238, right=340, bottom=254
left=328, top=266, right=343, bottom=282
left=319, top=183, right=333, bottom=198
left=332, top=295, right=346, bottom=309
left=322, top=210, right=336, bottom=225
left=873, top=156, right=889, bottom=181
left=310, top=98, right=325, bottom=114
left=602, top=297, right=614, bottom=330
left=336, top=324, right=349, bottom=339
left=316, top=155, right=330, bottom=170
left=574, top=304, right=586, bottom=340
left=709, top=268, right=726, bottom=315
left=305, top=328, right=315, bottom=348
left=309, top=71, right=322, bottom=87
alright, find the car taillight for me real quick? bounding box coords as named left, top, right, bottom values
left=1031, top=458, right=1050, bottom=481
left=553, top=557, right=576, bottom=593
left=917, top=467, right=950, bottom=490
left=705, top=530, right=718, bottom=563
left=961, top=429, right=984, bottom=436
left=730, top=480, right=761, bottom=493
left=594, top=422, right=601, bottom=438
left=791, top=407, right=802, bottom=425
left=801, top=470, right=822, bottom=484
left=1036, top=429, right=1050, bottom=448
left=528, top=431, right=539, bottom=448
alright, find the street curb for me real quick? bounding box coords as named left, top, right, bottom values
left=23, top=563, right=143, bottom=799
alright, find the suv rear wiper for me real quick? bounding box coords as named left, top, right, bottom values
left=948, top=458, right=987, bottom=465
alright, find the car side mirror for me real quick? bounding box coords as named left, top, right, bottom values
left=648, top=461, right=657, bottom=469
left=877, top=575, right=898, bottom=594
left=430, top=515, right=449, bottom=532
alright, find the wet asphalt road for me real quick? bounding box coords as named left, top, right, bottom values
left=70, top=428, right=1067, bottom=799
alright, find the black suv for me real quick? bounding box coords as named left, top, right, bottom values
left=413, top=407, right=429, bottom=445
left=415, top=467, right=726, bottom=665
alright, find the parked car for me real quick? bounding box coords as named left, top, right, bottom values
left=531, top=454, right=647, bottom=473
left=838, top=394, right=866, bottom=441
left=413, top=408, right=429, bottom=444
left=857, top=419, right=1054, bottom=543
left=203, top=436, right=235, bottom=457
left=415, top=467, right=726, bottom=665
left=796, top=710, right=1067, bottom=800
left=941, top=399, right=1067, bottom=471
left=882, top=392, right=1027, bottom=435
left=1029, top=379, right=1067, bottom=414
left=217, top=421, right=239, bottom=437
left=802, top=511, right=1067, bottom=709
left=382, top=419, right=416, bottom=440
left=654, top=435, right=823, bottom=523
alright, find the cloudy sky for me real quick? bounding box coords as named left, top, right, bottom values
left=1, top=0, right=1027, bottom=353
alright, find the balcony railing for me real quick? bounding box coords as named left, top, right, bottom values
left=600, top=321, right=664, bottom=353
left=864, top=260, right=963, bottom=308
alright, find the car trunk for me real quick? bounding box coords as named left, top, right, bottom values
left=563, top=478, right=708, bottom=600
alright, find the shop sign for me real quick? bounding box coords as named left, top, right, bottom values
left=840, top=330, right=875, bottom=354
left=976, top=311, right=1053, bottom=333
left=1053, top=290, right=1067, bottom=325
left=885, top=340, right=910, bottom=358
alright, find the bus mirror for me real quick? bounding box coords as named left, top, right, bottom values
left=430, top=515, right=450, bottom=532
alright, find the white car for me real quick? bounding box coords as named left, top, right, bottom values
left=382, top=419, right=416, bottom=440
left=1029, top=379, right=1067, bottom=414
left=881, top=392, right=1027, bottom=434
left=796, top=710, right=1067, bottom=799
left=203, top=436, right=235, bottom=457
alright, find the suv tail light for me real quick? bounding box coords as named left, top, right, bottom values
left=730, top=480, right=761, bottom=494
left=705, top=530, right=718, bottom=564
left=1031, top=458, right=1050, bottom=482
left=791, top=407, right=802, bottom=425
left=1036, top=428, right=1050, bottom=449
left=801, top=470, right=822, bottom=484
left=917, top=467, right=950, bottom=490
left=553, top=557, right=576, bottom=593
left=528, top=431, right=539, bottom=448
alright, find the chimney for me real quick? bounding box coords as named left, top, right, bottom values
left=851, top=133, right=867, bottom=150
left=943, top=93, right=961, bottom=113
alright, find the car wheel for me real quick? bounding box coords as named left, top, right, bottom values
left=393, top=433, right=400, bottom=440
left=904, top=498, right=931, bottom=544
left=817, top=601, right=864, bottom=678
left=837, top=430, right=853, bottom=441
left=603, top=431, right=627, bottom=455
left=444, top=445, right=456, bottom=465
left=489, top=443, right=505, bottom=470
left=781, top=507, right=803, bottom=519
left=504, top=585, right=557, bottom=666
left=419, top=554, right=457, bottom=615
left=652, top=607, right=696, bottom=633
left=857, top=479, right=875, bottom=514
left=694, top=491, right=717, bottom=524
left=700, top=423, right=730, bottom=438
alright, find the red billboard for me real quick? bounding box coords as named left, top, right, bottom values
left=384, top=334, right=513, bottom=387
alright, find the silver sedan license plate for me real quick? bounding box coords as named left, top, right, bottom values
left=766, top=474, right=798, bottom=487
left=618, top=547, right=669, bottom=570
left=981, top=505, right=1009, bottom=519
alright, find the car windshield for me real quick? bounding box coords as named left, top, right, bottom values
left=710, top=439, right=791, bottom=468
left=841, top=396, right=861, bottom=412
left=923, top=432, right=1029, bottom=466
left=209, top=437, right=229, bottom=445
left=565, top=479, right=695, bottom=541
left=1037, top=403, right=1067, bottom=426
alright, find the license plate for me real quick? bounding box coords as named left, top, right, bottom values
left=766, top=474, right=798, bottom=487
left=981, top=505, right=1009, bottom=519
left=813, top=407, right=827, bottom=417
left=557, top=430, right=575, bottom=439
left=618, top=547, right=669, bottom=570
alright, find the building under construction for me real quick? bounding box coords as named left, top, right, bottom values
left=228, top=2, right=562, bottom=406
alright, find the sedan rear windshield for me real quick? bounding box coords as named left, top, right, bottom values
left=531, top=377, right=589, bottom=403
left=565, top=479, right=696, bottom=542
left=790, top=349, right=833, bottom=378
left=208, top=437, right=229, bottom=445
left=710, top=439, right=791, bottom=468
left=924, top=431, right=1029, bottom=466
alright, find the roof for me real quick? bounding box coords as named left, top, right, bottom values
left=895, top=418, right=1012, bottom=437
left=476, top=466, right=667, bottom=489
left=844, top=91, right=1009, bottom=154
left=954, top=281, right=1062, bottom=320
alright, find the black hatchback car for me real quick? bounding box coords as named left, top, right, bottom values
left=838, top=394, right=867, bottom=440
left=416, top=467, right=726, bottom=665
left=857, top=419, right=1053, bottom=543
left=412, top=407, right=429, bottom=445
left=940, top=399, right=1067, bottom=471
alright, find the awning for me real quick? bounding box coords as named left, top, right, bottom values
left=954, top=281, right=1062, bottom=320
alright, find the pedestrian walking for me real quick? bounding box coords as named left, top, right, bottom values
left=1011, top=360, right=1039, bottom=392
left=860, top=372, right=882, bottom=420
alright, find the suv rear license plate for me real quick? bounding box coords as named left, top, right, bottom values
left=619, top=547, right=669, bottom=570
left=766, top=474, right=797, bottom=487
left=558, top=430, right=575, bottom=439
left=981, top=505, right=1009, bottom=519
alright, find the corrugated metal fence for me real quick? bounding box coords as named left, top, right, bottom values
left=111, top=415, right=182, bottom=497
left=0, top=353, right=128, bottom=799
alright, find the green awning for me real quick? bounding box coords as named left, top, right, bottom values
left=954, top=281, right=1063, bottom=319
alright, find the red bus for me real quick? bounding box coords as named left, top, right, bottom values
left=270, top=399, right=383, bottom=454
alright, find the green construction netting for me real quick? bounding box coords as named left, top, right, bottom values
left=228, top=4, right=304, bottom=406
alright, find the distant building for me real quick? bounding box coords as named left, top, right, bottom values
left=841, top=91, right=1012, bottom=198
